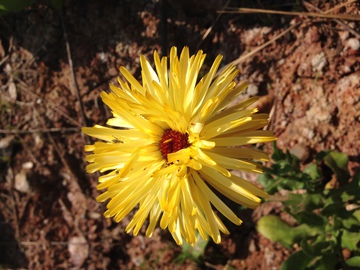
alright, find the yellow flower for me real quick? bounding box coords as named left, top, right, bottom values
left=82, top=46, right=276, bottom=245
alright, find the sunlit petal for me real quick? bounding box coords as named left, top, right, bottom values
left=83, top=46, right=276, bottom=246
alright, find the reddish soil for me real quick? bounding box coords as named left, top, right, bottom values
left=0, top=0, right=359, bottom=269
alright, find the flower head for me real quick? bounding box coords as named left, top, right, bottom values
left=82, top=47, right=276, bottom=245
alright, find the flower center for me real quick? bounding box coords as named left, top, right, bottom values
left=159, top=129, right=190, bottom=161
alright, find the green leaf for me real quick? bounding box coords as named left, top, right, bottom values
left=300, top=238, right=316, bottom=256
left=257, top=173, right=274, bottom=191
left=285, top=149, right=300, bottom=167
left=300, top=235, right=336, bottom=258
left=295, top=211, right=325, bottom=227
left=258, top=174, right=305, bottom=193
left=324, top=151, right=350, bottom=185
left=274, top=177, right=304, bottom=192
left=324, top=173, right=360, bottom=203
left=340, top=209, right=360, bottom=230
left=257, top=215, right=295, bottom=248
left=308, top=255, right=338, bottom=270
left=341, top=230, right=360, bottom=251
left=0, top=0, right=33, bottom=13
left=349, top=173, right=360, bottom=201
left=304, top=164, right=323, bottom=181
left=271, top=142, right=286, bottom=161
left=345, top=256, right=360, bottom=268
left=257, top=215, right=319, bottom=249
left=277, top=161, right=293, bottom=174
left=315, top=150, right=331, bottom=163
left=284, top=193, right=323, bottom=213
left=280, top=250, right=312, bottom=270
left=189, top=237, right=208, bottom=260
left=175, top=237, right=208, bottom=264
left=321, top=203, right=345, bottom=217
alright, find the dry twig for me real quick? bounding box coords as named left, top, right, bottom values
left=196, top=0, right=232, bottom=51
left=217, top=0, right=359, bottom=72
left=218, top=1, right=360, bottom=21
left=303, top=1, right=360, bottom=39
left=16, top=79, right=82, bottom=128
left=59, top=11, right=89, bottom=129
left=217, top=21, right=302, bottom=75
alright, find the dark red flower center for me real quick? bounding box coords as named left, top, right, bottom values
left=159, top=129, right=190, bottom=161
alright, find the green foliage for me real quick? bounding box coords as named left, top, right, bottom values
left=174, top=236, right=208, bottom=265
left=257, top=215, right=321, bottom=249
left=0, top=0, right=34, bottom=15
left=0, top=0, right=63, bottom=16
left=257, top=144, right=360, bottom=270
left=258, top=143, right=323, bottom=193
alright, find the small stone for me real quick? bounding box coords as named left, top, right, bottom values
left=302, top=127, right=315, bottom=139
left=246, top=83, right=259, bottom=96
left=22, top=161, right=33, bottom=170
left=88, top=211, right=101, bottom=219
left=8, top=82, right=17, bottom=101
left=68, top=235, right=89, bottom=267
left=290, top=144, right=309, bottom=161
left=311, top=52, right=327, bottom=72
left=347, top=38, right=360, bottom=51
left=15, top=171, right=31, bottom=193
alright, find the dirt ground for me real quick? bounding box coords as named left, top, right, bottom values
left=0, top=0, right=359, bottom=269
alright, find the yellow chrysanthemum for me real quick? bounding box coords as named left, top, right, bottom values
left=82, top=46, right=276, bottom=245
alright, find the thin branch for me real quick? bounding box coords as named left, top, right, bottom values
left=218, top=6, right=360, bottom=21
left=59, top=11, right=88, bottom=128
left=32, top=107, right=86, bottom=205
left=217, top=0, right=359, bottom=73
left=196, top=0, right=231, bottom=51
left=217, top=21, right=302, bottom=75
left=304, top=1, right=360, bottom=39
left=325, top=0, right=358, bottom=14
left=1, top=93, right=34, bottom=106
left=0, top=55, right=9, bottom=67
left=16, top=79, right=82, bottom=127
